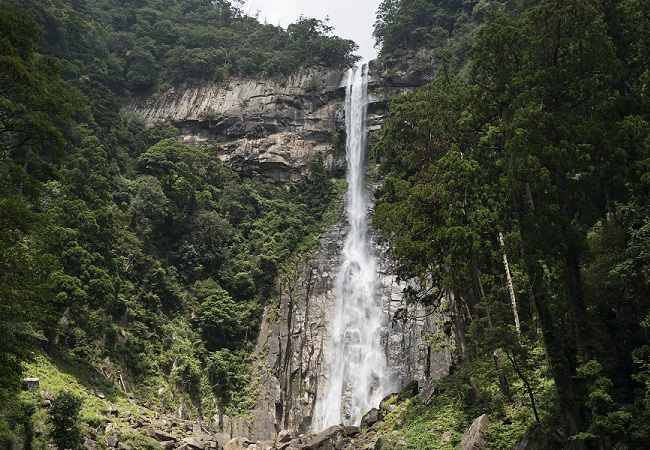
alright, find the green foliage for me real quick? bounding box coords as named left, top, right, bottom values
left=47, top=391, right=83, bottom=450
left=207, top=349, right=256, bottom=416
left=9, top=0, right=359, bottom=97
left=0, top=0, right=342, bottom=430
left=373, top=0, right=523, bottom=70
left=372, top=0, right=650, bottom=446
left=0, top=4, right=78, bottom=161
left=0, top=2, right=76, bottom=426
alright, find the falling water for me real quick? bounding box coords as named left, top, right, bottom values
left=313, top=65, right=392, bottom=431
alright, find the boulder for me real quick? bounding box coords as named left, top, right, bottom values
left=301, top=425, right=344, bottom=450
left=360, top=408, right=382, bottom=429
left=83, top=438, right=98, bottom=450
left=118, top=443, right=132, bottom=450
left=419, top=379, right=438, bottom=406
left=159, top=441, right=176, bottom=450
left=105, top=435, right=118, bottom=448
left=276, top=430, right=292, bottom=444
left=147, top=428, right=178, bottom=442
left=214, top=432, right=234, bottom=448
left=41, top=391, right=53, bottom=408
left=23, top=378, right=40, bottom=391
left=461, top=414, right=491, bottom=450
left=224, top=437, right=251, bottom=450
left=512, top=425, right=562, bottom=450
left=255, top=441, right=275, bottom=450
left=183, top=437, right=205, bottom=449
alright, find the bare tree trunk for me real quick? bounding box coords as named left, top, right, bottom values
left=499, top=232, right=521, bottom=337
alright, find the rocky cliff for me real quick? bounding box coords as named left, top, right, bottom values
left=130, top=67, right=348, bottom=181
left=129, top=49, right=439, bottom=182
left=244, top=54, right=450, bottom=441
left=249, top=190, right=456, bottom=441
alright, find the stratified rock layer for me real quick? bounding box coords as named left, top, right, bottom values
left=131, top=67, right=348, bottom=181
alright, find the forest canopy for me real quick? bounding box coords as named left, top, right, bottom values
left=8, top=0, right=360, bottom=95
left=371, top=0, right=650, bottom=448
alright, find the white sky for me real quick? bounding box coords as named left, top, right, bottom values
left=244, top=0, right=383, bottom=62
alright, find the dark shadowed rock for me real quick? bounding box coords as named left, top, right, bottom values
left=360, top=408, right=382, bottom=429
left=147, top=428, right=178, bottom=442
left=419, top=379, right=438, bottom=405
left=301, top=425, right=345, bottom=450
left=398, top=380, right=419, bottom=401
left=512, top=425, right=563, bottom=450
left=461, top=414, right=491, bottom=450
left=276, top=430, right=292, bottom=443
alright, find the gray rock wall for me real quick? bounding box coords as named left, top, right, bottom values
left=130, top=67, right=348, bottom=181
left=250, top=191, right=456, bottom=441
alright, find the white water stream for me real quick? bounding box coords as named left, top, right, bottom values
left=313, top=66, right=392, bottom=431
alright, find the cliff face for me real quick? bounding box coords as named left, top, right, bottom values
left=131, top=66, right=347, bottom=181
left=247, top=55, right=449, bottom=441
left=250, top=194, right=455, bottom=441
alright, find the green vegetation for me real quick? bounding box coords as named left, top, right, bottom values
left=372, top=0, right=650, bottom=448
left=0, top=0, right=343, bottom=446
left=48, top=392, right=83, bottom=450
left=373, top=0, right=527, bottom=73
left=8, top=0, right=359, bottom=96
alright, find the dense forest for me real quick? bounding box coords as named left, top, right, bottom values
left=0, top=0, right=352, bottom=446
left=371, top=0, right=650, bottom=448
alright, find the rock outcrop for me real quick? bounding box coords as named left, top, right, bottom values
left=130, top=67, right=348, bottom=182
left=461, top=414, right=492, bottom=450
left=129, top=50, right=437, bottom=183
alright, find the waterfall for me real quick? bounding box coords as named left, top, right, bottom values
left=313, top=65, right=392, bottom=431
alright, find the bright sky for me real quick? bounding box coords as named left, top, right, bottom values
left=244, top=0, right=383, bottom=63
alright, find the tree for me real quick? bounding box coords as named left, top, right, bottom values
left=47, top=391, right=83, bottom=450
left=0, top=3, right=72, bottom=424
left=0, top=4, right=77, bottom=185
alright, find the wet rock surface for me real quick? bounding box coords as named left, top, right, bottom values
left=250, top=190, right=456, bottom=440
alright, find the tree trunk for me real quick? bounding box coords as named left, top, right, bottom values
left=499, top=232, right=521, bottom=336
